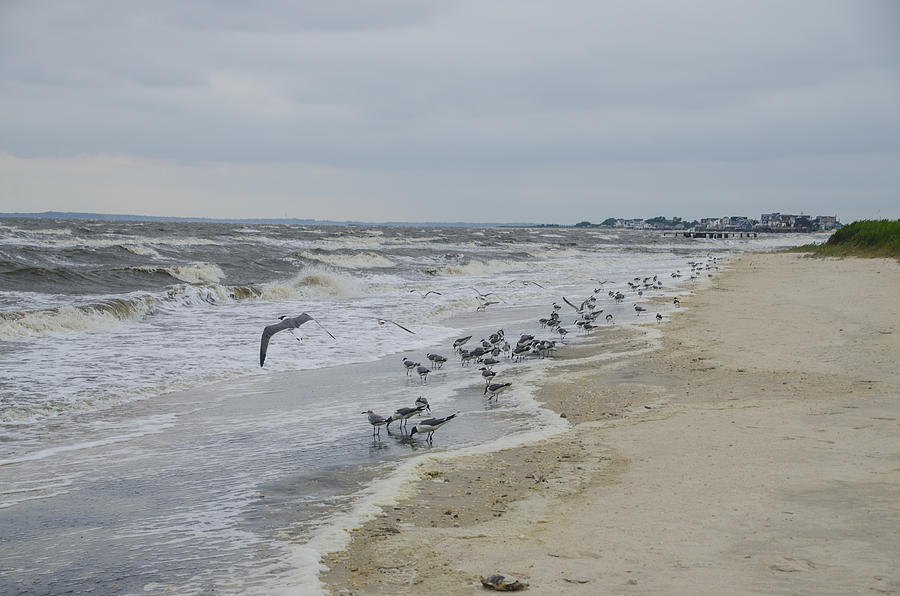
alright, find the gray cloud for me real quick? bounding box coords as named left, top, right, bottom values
left=1, top=0, right=898, bottom=221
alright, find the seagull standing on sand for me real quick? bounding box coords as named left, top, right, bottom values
left=415, top=396, right=431, bottom=413
left=259, top=313, right=335, bottom=367
left=484, top=382, right=512, bottom=401
left=656, top=313, right=663, bottom=323
left=479, top=366, right=497, bottom=382
left=409, top=413, right=458, bottom=443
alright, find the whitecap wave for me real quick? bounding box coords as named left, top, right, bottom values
left=258, top=267, right=364, bottom=299
left=431, top=258, right=525, bottom=276
left=528, top=246, right=583, bottom=258
left=122, top=244, right=161, bottom=257
left=0, top=296, right=156, bottom=339
left=166, top=263, right=226, bottom=284
left=295, top=251, right=394, bottom=269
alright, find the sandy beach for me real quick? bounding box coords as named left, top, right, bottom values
left=322, top=252, right=900, bottom=595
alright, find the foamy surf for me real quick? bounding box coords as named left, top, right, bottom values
left=0, top=297, right=157, bottom=339
left=0, top=217, right=817, bottom=596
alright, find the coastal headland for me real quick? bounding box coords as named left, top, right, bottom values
left=322, top=252, right=900, bottom=595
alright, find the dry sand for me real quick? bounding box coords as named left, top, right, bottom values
left=322, top=252, right=900, bottom=595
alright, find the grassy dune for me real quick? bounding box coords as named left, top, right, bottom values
left=789, top=219, right=900, bottom=259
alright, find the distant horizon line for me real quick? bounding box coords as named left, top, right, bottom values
left=0, top=210, right=858, bottom=228
left=0, top=210, right=545, bottom=227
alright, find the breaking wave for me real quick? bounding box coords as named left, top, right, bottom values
left=294, top=251, right=394, bottom=269
left=429, top=258, right=525, bottom=276
left=165, top=263, right=226, bottom=284
left=527, top=246, right=583, bottom=258
left=258, top=267, right=364, bottom=299
left=122, top=244, right=161, bottom=257
left=0, top=297, right=157, bottom=339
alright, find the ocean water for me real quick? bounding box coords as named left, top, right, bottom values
left=0, top=218, right=821, bottom=595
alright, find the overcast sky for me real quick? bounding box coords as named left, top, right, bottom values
left=1, top=0, right=898, bottom=223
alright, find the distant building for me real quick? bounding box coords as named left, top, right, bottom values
left=815, top=215, right=839, bottom=230
left=760, top=213, right=800, bottom=229
left=760, top=213, right=779, bottom=227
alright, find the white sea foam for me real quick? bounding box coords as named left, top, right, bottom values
left=257, top=267, right=364, bottom=299
left=434, top=258, right=525, bottom=276
left=296, top=251, right=394, bottom=269
left=122, top=243, right=161, bottom=257
left=166, top=263, right=226, bottom=284
left=0, top=297, right=156, bottom=339
left=528, top=246, right=583, bottom=258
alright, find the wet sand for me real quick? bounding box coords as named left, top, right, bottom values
left=321, top=253, right=900, bottom=595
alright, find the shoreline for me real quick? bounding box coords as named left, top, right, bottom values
left=320, top=252, right=900, bottom=595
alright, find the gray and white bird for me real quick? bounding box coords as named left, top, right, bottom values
left=453, top=335, right=473, bottom=351
left=409, top=413, right=458, bottom=443
left=415, top=396, right=431, bottom=413
left=386, top=405, right=426, bottom=430
left=376, top=318, right=415, bottom=334
left=363, top=410, right=389, bottom=436
left=426, top=353, right=448, bottom=369
left=478, top=366, right=497, bottom=382
left=634, top=304, right=647, bottom=315
left=416, top=365, right=431, bottom=383
left=402, top=358, right=420, bottom=375
left=656, top=313, right=663, bottom=323
left=484, top=382, right=512, bottom=401
left=259, top=313, right=335, bottom=367
left=606, top=313, right=614, bottom=324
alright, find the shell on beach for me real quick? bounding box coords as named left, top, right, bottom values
left=480, top=574, right=528, bottom=591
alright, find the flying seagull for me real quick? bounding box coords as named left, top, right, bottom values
left=507, top=280, right=546, bottom=289
left=562, top=296, right=583, bottom=312
left=259, top=314, right=335, bottom=366
left=468, top=287, right=494, bottom=298
left=409, top=290, right=442, bottom=298
left=376, top=318, right=415, bottom=334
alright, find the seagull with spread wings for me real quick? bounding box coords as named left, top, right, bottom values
left=376, top=318, right=415, bottom=334
left=259, top=314, right=335, bottom=367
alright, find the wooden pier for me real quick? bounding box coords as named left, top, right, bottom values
left=663, top=230, right=759, bottom=239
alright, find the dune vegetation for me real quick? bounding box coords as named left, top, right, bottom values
left=789, top=219, right=900, bottom=259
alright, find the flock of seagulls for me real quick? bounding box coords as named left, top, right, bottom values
left=260, top=255, right=722, bottom=443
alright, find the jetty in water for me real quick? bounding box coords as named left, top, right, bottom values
left=664, top=230, right=759, bottom=239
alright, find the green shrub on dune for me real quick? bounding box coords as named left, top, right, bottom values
left=789, top=219, right=900, bottom=259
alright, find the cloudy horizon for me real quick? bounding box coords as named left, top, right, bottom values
left=1, top=0, right=898, bottom=223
